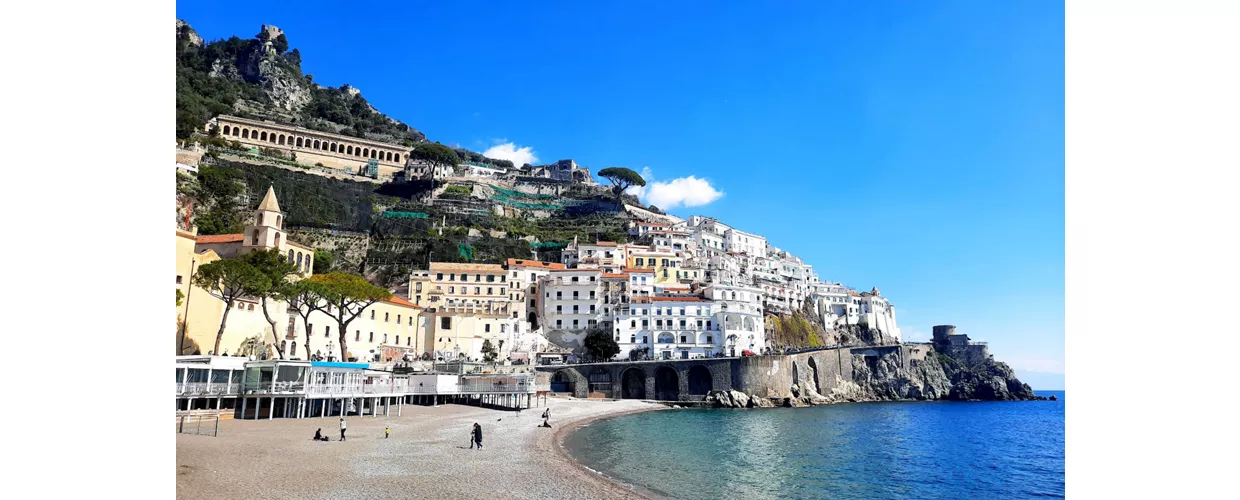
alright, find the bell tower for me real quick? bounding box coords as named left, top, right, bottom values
left=243, top=185, right=285, bottom=252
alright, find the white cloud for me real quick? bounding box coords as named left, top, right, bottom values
left=624, top=167, right=724, bottom=210
left=482, top=141, right=538, bottom=166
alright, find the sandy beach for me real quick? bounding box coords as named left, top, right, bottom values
left=176, top=398, right=664, bottom=500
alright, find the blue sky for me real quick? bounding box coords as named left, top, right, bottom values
left=178, top=1, right=1065, bottom=389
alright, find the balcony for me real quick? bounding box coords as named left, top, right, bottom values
left=177, top=382, right=241, bottom=396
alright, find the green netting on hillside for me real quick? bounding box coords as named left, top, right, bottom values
left=458, top=243, right=475, bottom=261
left=383, top=211, right=429, bottom=219
left=486, top=185, right=587, bottom=210
left=530, top=241, right=568, bottom=249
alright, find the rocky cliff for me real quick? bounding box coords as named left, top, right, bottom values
left=706, top=344, right=1042, bottom=409
left=176, top=19, right=425, bottom=143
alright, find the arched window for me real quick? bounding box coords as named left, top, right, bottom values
left=260, top=131, right=268, bottom=141
left=222, top=125, right=231, bottom=136
left=278, top=134, right=286, bottom=145
left=370, top=150, right=377, bottom=159
left=251, top=229, right=260, bottom=245
left=330, top=143, right=337, bottom=153
left=304, top=257, right=311, bottom=273
left=313, top=139, right=320, bottom=149
left=295, top=137, right=303, bottom=147
left=296, top=252, right=303, bottom=267
left=362, top=148, right=369, bottom=157
left=657, top=332, right=675, bottom=344
left=288, top=249, right=295, bottom=262
left=396, top=154, right=402, bottom=163
left=242, top=129, right=250, bottom=139
left=346, top=145, right=353, bottom=155
left=276, top=215, right=282, bottom=228
left=386, top=152, right=393, bottom=162
left=274, top=232, right=282, bottom=247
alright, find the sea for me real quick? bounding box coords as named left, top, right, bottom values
left=565, top=391, right=1065, bottom=500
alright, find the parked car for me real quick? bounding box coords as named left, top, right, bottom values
left=741, top=349, right=756, bottom=357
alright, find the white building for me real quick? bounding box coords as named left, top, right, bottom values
left=703, top=283, right=767, bottom=355
left=613, top=296, right=719, bottom=360
left=539, top=269, right=604, bottom=332
left=561, top=240, right=627, bottom=273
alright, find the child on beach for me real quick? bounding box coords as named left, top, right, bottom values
left=339, top=417, right=347, bottom=441
left=385, top=427, right=390, bottom=439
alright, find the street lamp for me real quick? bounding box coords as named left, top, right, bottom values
left=326, top=341, right=335, bottom=361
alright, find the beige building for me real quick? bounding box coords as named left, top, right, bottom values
left=193, top=186, right=316, bottom=275
left=294, top=295, right=425, bottom=362
left=211, top=115, right=410, bottom=176
left=416, top=263, right=522, bottom=362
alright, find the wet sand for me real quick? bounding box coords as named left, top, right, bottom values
left=176, top=398, right=663, bottom=500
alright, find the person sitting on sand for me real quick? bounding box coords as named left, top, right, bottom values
left=314, top=428, right=325, bottom=441
left=539, top=418, right=552, bottom=428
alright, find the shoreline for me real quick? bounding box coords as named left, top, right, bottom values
left=553, top=402, right=668, bottom=500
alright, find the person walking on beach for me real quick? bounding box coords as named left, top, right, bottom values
left=385, top=426, right=390, bottom=439
left=473, top=423, right=483, bottom=450
left=339, top=417, right=347, bottom=441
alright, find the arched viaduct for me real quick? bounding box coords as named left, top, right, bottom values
left=535, top=345, right=916, bottom=402
left=212, top=115, right=410, bottom=176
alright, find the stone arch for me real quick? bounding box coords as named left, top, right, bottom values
left=620, top=367, right=646, bottom=399
left=370, top=150, right=377, bottom=159
left=296, top=252, right=303, bottom=267
left=295, top=137, right=303, bottom=148
left=362, top=148, right=369, bottom=157
left=550, top=369, right=585, bottom=396
left=587, top=368, right=612, bottom=394
left=260, top=131, right=268, bottom=141
left=278, top=134, right=286, bottom=145
left=313, top=139, right=320, bottom=149
left=654, top=366, right=679, bottom=401
left=687, top=365, right=712, bottom=395
left=346, top=145, right=353, bottom=155
left=791, top=360, right=800, bottom=386
left=242, top=129, right=250, bottom=139
left=288, top=249, right=295, bottom=262
left=251, top=229, right=260, bottom=245
left=330, top=143, right=338, bottom=153
left=396, top=153, right=403, bottom=163
left=806, top=356, right=820, bottom=395
left=657, top=332, right=674, bottom=344
left=274, top=232, right=282, bottom=248
left=222, top=125, right=231, bottom=136
left=743, top=317, right=755, bottom=331
left=304, top=256, right=311, bottom=273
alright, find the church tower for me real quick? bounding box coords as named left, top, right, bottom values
left=243, top=186, right=285, bottom=252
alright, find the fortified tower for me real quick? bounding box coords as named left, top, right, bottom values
left=932, top=325, right=956, bottom=346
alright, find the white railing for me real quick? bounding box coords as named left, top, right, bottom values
left=178, top=383, right=241, bottom=395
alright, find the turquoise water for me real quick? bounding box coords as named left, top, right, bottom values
left=566, top=391, right=1065, bottom=499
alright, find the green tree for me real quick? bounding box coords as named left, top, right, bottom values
left=596, top=167, right=646, bottom=208
left=583, top=329, right=620, bottom=361
left=176, top=289, right=184, bottom=307
left=410, top=143, right=461, bottom=182
left=286, top=280, right=328, bottom=360
left=244, top=249, right=303, bottom=359
left=481, top=339, right=498, bottom=363
left=272, top=33, right=289, bottom=53
left=307, top=272, right=392, bottom=361
left=313, top=249, right=335, bottom=274
left=192, top=258, right=271, bottom=356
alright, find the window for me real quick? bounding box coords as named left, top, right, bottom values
left=474, top=287, right=480, bottom=295
left=571, top=276, right=579, bottom=283
left=475, top=274, right=482, bottom=282
left=636, top=258, right=644, bottom=266
left=383, top=334, right=388, bottom=343
left=642, top=336, right=648, bottom=343
left=500, top=288, right=505, bottom=295
left=556, top=320, right=562, bottom=328
left=385, top=312, right=390, bottom=322
left=680, top=308, right=686, bottom=315
left=396, top=335, right=400, bottom=345
left=680, top=335, right=687, bottom=343
left=325, top=326, right=331, bottom=338
left=487, top=275, right=495, bottom=282
left=485, top=324, right=491, bottom=333
left=436, top=273, right=443, bottom=280
left=409, top=316, right=413, bottom=325
left=397, top=314, right=401, bottom=324
left=572, top=319, right=579, bottom=328
left=407, top=337, right=412, bottom=346
left=449, top=286, right=455, bottom=294
left=416, top=283, right=423, bottom=292
left=589, top=305, right=596, bottom=313
left=556, top=305, right=563, bottom=313
left=630, top=319, right=636, bottom=328
left=369, top=332, right=375, bottom=342
left=656, top=320, right=664, bottom=328
left=707, top=335, right=713, bottom=343
left=573, top=291, right=579, bottom=299
left=441, top=317, right=452, bottom=329
left=589, top=291, right=596, bottom=299
left=176, top=275, right=183, bottom=285
left=487, top=287, right=493, bottom=295
left=573, top=305, right=579, bottom=313
left=371, top=310, right=376, bottom=320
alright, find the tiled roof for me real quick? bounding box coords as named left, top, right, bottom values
left=505, top=259, right=566, bottom=270
left=601, top=273, right=629, bottom=279
left=591, top=241, right=618, bottom=247
left=195, top=234, right=244, bottom=244
left=623, top=268, right=655, bottom=274
left=384, top=296, right=422, bottom=309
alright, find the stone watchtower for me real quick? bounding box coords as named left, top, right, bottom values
left=242, top=186, right=286, bottom=252
left=932, top=325, right=956, bottom=347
